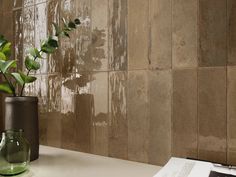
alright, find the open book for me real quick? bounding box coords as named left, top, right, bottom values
left=154, top=158, right=236, bottom=177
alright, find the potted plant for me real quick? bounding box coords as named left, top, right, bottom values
left=0, top=18, right=81, bottom=161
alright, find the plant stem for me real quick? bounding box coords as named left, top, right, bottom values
left=3, top=73, right=16, bottom=96
left=20, top=50, right=42, bottom=96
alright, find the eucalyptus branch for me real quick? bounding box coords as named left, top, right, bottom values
left=2, top=72, right=16, bottom=96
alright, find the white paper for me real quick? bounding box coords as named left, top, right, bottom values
left=154, top=157, right=236, bottom=177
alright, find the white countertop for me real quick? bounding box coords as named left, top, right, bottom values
left=12, top=146, right=161, bottom=177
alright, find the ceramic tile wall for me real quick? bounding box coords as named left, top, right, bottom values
left=0, top=0, right=236, bottom=166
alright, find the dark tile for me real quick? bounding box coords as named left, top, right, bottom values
left=108, top=0, right=127, bottom=71
left=149, top=0, right=171, bottom=69
left=127, top=71, right=149, bottom=163
left=228, top=0, right=236, bottom=66
left=2, top=0, right=14, bottom=12
left=198, top=67, right=227, bottom=163
left=172, top=69, right=198, bottom=158
left=149, top=70, right=172, bottom=165
left=199, top=0, right=227, bottom=67
left=13, top=0, right=23, bottom=8
left=108, top=71, right=128, bottom=159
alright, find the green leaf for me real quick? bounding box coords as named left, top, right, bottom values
left=29, top=48, right=42, bottom=58
left=0, top=35, right=7, bottom=48
left=11, top=73, right=24, bottom=86
left=74, top=18, right=81, bottom=25
left=0, top=60, right=16, bottom=74
left=52, top=23, right=61, bottom=36
left=0, top=52, right=6, bottom=60
left=62, top=31, right=70, bottom=38
left=25, top=56, right=40, bottom=70
left=2, top=42, right=11, bottom=57
left=19, top=72, right=37, bottom=83
left=48, top=37, right=59, bottom=48
left=68, top=21, right=76, bottom=29
left=0, top=82, right=13, bottom=94
left=41, top=41, right=56, bottom=54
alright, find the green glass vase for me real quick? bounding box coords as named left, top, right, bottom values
left=0, top=130, right=30, bottom=176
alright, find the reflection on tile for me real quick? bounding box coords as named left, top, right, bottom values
left=198, top=67, right=227, bottom=163
left=172, top=0, right=198, bottom=68
left=128, top=71, right=149, bottom=163
left=13, top=0, right=22, bottom=8
left=91, top=0, right=108, bottom=71
left=23, top=0, right=34, bottom=7
left=172, top=69, right=198, bottom=158
left=128, top=0, right=149, bottom=70
left=23, top=6, right=35, bottom=67
left=75, top=0, right=92, bottom=73
left=108, top=0, right=127, bottom=71
left=199, top=0, right=227, bottom=67
left=60, top=0, right=77, bottom=74
left=47, top=0, right=61, bottom=73
left=35, top=2, right=47, bottom=74
left=228, top=0, right=236, bottom=66
left=149, top=70, right=172, bottom=165
left=48, top=74, right=61, bottom=112
left=149, top=0, right=171, bottom=69
left=109, top=71, right=127, bottom=159
left=90, top=72, right=109, bottom=156
left=13, top=9, right=23, bottom=70
left=227, top=67, right=236, bottom=165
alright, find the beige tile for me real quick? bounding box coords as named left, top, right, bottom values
left=91, top=0, right=109, bottom=71
left=198, top=67, right=227, bottom=163
left=108, top=0, right=127, bottom=71
left=128, top=0, right=149, bottom=70
left=90, top=72, right=109, bottom=156
left=228, top=0, right=236, bottom=66
left=108, top=71, right=128, bottom=159
left=149, top=0, right=171, bottom=69
left=127, top=71, right=149, bottom=163
left=149, top=70, right=172, bottom=165
left=172, top=0, right=198, bottom=68
left=227, top=66, right=236, bottom=165
left=199, top=0, right=227, bottom=67
left=172, top=69, right=198, bottom=158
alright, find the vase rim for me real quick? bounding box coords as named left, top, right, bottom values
left=5, top=96, right=38, bottom=103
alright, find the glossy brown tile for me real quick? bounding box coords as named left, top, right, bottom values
left=2, top=0, right=14, bottom=12
left=127, top=71, right=149, bottom=163
left=149, top=70, right=172, bottom=165
left=47, top=0, right=61, bottom=73
left=149, top=0, right=171, bottom=69
left=172, top=0, right=198, bottom=68
left=13, top=9, right=23, bottom=70
left=128, top=0, right=149, bottom=70
left=108, top=0, right=127, bottom=71
left=228, top=0, right=236, bottom=66
left=108, top=71, right=128, bottom=159
left=47, top=115, right=62, bottom=147
left=198, top=67, right=227, bottom=163
left=227, top=66, right=236, bottom=165
left=13, top=0, right=23, bottom=8
left=48, top=74, right=61, bottom=112
left=91, top=0, right=109, bottom=71
left=172, top=69, right=198, bottom=158
left=90, top=72, right=109, bottom=156
left=199, top=0, right=227, bottom=67
left=35, top=2, right=48, bottom=74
